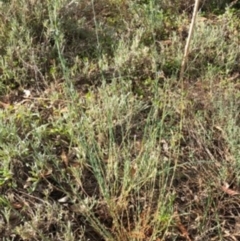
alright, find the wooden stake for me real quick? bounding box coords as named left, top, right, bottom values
left=179, top=0, right=201, bottom=81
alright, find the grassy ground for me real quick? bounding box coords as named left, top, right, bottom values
left=0, top=0, right=239, bottom=240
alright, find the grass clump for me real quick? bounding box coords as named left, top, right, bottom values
left=0, top=0, right=240, bottom=240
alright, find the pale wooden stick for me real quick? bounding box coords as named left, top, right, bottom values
left=179, top=0, right=201, bottom=81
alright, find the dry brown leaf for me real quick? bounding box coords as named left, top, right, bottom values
left=174, top=211, right=192, bottom=241
left=130, top=162, right=137, bottom=177
left=221, top=185, right=240, bottom=196
left=61, top=150, right=68, bottom=167
left=59, top=107, right=69, bottom=114
left=40, top=167, right=53, bottom=178
left=159, top=40, right=172, bottom=46
left=0, top=101, right=10, bottom=109
left=12, top=202, right=24, bottom=210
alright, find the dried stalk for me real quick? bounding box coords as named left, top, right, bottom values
left=179, top=0, right=201, bottom=81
